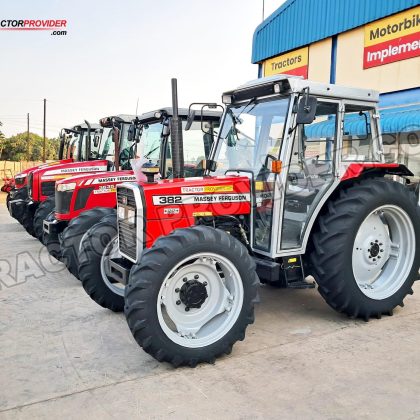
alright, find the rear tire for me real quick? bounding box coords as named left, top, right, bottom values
left=310, top=178, right=420, bottom=320
left=33, top=197, right=55, bottom=242
left=79, top=214, right=124, bottom=312
left=61, top=207, right=116, bottom=279
left=125, top=226, right=259, bottom=367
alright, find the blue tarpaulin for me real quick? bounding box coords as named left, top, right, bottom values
left=305, top=105, right=420, bottom=138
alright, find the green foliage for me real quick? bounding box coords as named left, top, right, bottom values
left=0, top=132, right=60, bottom=162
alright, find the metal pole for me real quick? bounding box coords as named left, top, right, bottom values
left=43, top=99, right=46, bottom=162
left=262, top=0, right=265, bottom=21
left=27, top=113, right=30, bottom=159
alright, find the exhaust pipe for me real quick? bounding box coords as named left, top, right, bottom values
left=84, top=120, right=91, bottom=161
left=170, top=78, right=184, bottom=178
left=58, top=129, right=65, bottom=160
left=112, top=118, right=121, bottom=171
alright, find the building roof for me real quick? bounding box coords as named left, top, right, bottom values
left=252, top=0, right=419, bottom=63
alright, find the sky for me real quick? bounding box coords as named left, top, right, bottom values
left=0, top=0, right=283, bottom=138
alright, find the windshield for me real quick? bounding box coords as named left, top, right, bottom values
left=98, top=128, right=115, bottom=160
left=69, top=134, right=80, bottom=159
left=141, top=122, right=164, bottom=161
left=213, top=97, right=290, bottom=176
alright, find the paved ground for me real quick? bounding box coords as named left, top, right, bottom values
left=0, top=191, right=419, bottom=419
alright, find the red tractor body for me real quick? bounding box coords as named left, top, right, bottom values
left=54, top=170, right=137, bottom=221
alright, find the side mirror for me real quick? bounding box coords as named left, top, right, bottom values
left=296, top=95, right=318, bottom=125
left=185, top=110, right=196, bottom=131
left=199, top=159, right=217, bottom=172
left=127, top=124, right=136, bottom=142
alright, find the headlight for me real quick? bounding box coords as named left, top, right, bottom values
left=57, top=182, right=76, bottom=192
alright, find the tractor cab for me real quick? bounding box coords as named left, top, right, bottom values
left=111, top=77, right=418, bottom=367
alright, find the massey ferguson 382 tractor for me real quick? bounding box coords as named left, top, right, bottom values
left=75, top=104, right=221, bottom=309
left=107, top=76, right=419, bottom=367
left=7, top=125, right=84, bottom=221
left=19, top=122, right=108, bottom=239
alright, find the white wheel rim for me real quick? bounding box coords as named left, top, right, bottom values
left=156, top=253, right=244, bottom=348
left=100, top=235, right=125, bottom=296
left=352, top=205, right=415, bottom=300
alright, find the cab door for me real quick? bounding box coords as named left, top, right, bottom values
left=278, top=100, right=340, bottom=251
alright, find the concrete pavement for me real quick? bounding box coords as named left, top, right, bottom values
left=0, top=191, right=419, bottom=419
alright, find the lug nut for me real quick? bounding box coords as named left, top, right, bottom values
left=176, top=300, right=181, bottom=305
left=378, top=256, right=381, bottom=259
left=375, top=240, right=378, bottom=243
left=185, top=307, right=190, bottom=312
left=380, top=249, right=384, bottom=252
left=370, top=242, right=374, bottom=245
left=203, top=281, right=208, bottom=286
left=175, top=288, right=180, bottom=293
left=194, top=275, right=199, bottom=279
left=373, top=258, right=376, bottom=262
left=183, top=277, right=187, bottom=282
left=379, top=243, right=383, bottom=246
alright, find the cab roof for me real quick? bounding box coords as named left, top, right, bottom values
left=139, top=107, right=222, bottom=124
left=224, top=74, right=379, bottom=103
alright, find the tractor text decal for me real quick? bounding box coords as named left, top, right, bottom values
left=152, top=194, right=251, bottom=205
left=181, top=185, right=234, bottom=194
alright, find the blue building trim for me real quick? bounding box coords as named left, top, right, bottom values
left=379, top=88, right=420, bottom=108
left=329, top=35, right=337, bottom=84
left=252, top=0, right=419, bottom=63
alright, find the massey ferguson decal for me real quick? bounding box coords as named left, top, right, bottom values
left=43, top=166, right=108, bottom=177
left=86, top=175, right=137, bottom=185
left=152, top=194, right=251, bottom=205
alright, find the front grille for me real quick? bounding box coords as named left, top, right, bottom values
left=56, top=191, right=73, bottom=214
left=74, top=187, right=94, bottom=211
left=41, top=181, right=56, bottom=197
left=27, top=173, right=33, bottom=199
left=117, top=186, right=138, bottom=262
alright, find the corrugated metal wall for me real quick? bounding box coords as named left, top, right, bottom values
left=252, top=0, right=420, bottom=63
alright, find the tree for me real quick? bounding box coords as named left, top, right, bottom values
left=0, top=121, right=4, bottom=157
left=0, top=132, right=60, bottom=162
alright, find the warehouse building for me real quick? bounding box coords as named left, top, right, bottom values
left=252, top=0, right=420, bottom=183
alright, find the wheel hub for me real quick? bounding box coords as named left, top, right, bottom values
left=179, top=279, right=208, bottom=309
left=368, top=241, right=381, bottom=259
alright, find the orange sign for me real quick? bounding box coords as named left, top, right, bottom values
left=263, top=47, right=308, bottom=78
left=364, top=6, right=420, bottom=69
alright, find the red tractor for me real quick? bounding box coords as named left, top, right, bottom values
left=7, top=123, right=98, bottom=224
left=48, top=106, right=221, bottom=283
left=103, top=76, right=419, bottom=367
left=1, top=169, right=14, bottom=193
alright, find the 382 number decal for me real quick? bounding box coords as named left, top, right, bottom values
left=158, top=196, right=182, bottom=204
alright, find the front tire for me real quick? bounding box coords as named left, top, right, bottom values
left=61, top=207, right=116, bottom=279
left=125, top=226, right=259, bottom=367
left=79, top=214, right=125, bottom=312
left=33, top=197, right=55, bottom=242
left=22, top=204, right=37, bottom=237
left=310, top=178, right=420, bottom=320
left=9, top=187, right=28, bottom=222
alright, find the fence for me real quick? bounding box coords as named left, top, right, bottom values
left=0, top=160, right=44, bottom=178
